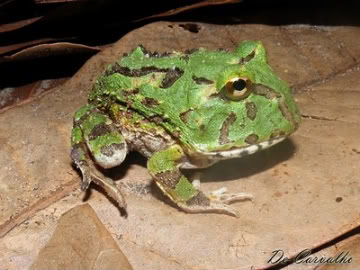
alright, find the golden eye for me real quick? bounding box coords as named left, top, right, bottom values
left=224, top=77, right=252, bottom=101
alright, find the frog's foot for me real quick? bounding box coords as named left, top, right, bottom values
left=148, top=145, right=254, bottom=217
left=180, top=188, right=253, bottom=217
left=71, top=105, right=128, bottom=210
left=190, top=179, right=253, bottom=215
left=71, top=147, right=127, bottom=209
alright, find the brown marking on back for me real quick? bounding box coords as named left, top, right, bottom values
left=88, top=123, right=112, bottom=141
left=192, top=76, right=214, bottom=85
left=180, top=109, right=193, bottom=123
left=239, top=50, right=255, bottom=64
left=107, top=63, right=184, bottom=89
left=219, top=112, right=237, bottom=145
left=160, top=67, right=184, bottom=88
left=245, top=134, right=259, bottom=144
left=142, top=97, right=159, bottom=107
left=245, top=102, right=257, bottom=121
left=252, top=84, right=281, bottom=99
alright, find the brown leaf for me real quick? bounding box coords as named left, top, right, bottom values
left=317, top=231, right=360, bottom=270
left=0, top=42, right=99, bottom=111
left=30, top=204, right=132, bottom=270
left=34, top=0, right=86, bottom=3
left=0, top=1, right=104, bottom=56
left=0, top=17, right=43, bottom=33
left=0, top=42, right=100, bottom=62
left=0, top=79, right=68, bottom=112
left=135, top=0, right=243, bottom=22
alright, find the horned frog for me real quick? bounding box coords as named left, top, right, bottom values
left=71, top=41, right=301, bottom=216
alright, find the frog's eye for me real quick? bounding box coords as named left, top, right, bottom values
left=223, top=77, right=252, bottom=101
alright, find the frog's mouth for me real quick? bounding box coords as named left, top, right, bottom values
left=205, top=136, right=286, bottom=160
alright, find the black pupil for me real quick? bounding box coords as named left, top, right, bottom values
left=232, top=79, right=247, bottom=91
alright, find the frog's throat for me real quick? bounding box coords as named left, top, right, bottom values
left=203, top=136, right=286, bottom=160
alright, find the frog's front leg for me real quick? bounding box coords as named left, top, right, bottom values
left=148, top=145, right=253, bottom=216
left=71, top=105, right=128, bottom=209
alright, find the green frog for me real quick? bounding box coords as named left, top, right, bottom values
left=71, top=41, right=301, bottom=216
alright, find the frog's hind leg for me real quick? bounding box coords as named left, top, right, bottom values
left=71, top=105, right=128, bottom=209
left=148, top=145, right=253, bottom=217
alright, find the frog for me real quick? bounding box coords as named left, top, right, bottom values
left=70, top=40, right=301, bottom=216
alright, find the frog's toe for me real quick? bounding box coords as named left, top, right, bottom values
left=183, top=203, right=239, bottom=217
left=78, top=163, right=92, bottom=191
left=90, top=170, right=127, bottom=210
left=80, top=162, right=127, bottom=209
left=70, top=147, right=92, bottom=190
left=208, top=187, right=254, bottom=204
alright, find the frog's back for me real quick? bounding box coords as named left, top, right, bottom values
left=88, top=46, right=238, bottom=144
left=89, top=44, right=300, bottom=154
left=90, top=46, right=236, bottom=98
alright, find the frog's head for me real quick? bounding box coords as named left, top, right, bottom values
left=179, top=41, right=301, bottom=159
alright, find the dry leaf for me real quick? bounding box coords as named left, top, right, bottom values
left=0, top=42, right=100, bottom=62
left=317, top=232, right=360, bottom=270
left=135, top=0, right=243, bottom=22
left=30, top=204, right=132, bottom=270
